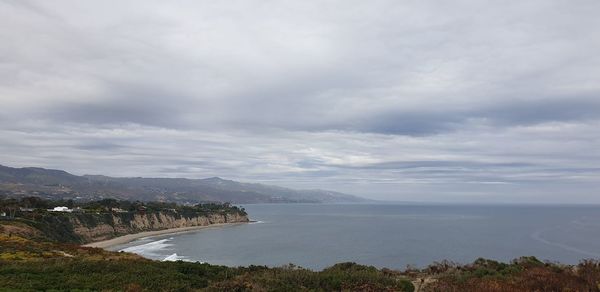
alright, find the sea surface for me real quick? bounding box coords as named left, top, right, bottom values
left=110, top=203, right=600, bottom=270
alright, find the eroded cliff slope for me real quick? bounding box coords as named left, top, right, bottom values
left=5, top=209, right=248, bottom=244
left=71, top=211, right=249, bottom=243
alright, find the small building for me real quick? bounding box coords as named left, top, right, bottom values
left=19, top=207, right=35, bottom=212
left=50, top=206, right=73, bottom=213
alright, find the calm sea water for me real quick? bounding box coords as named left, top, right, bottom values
left=110, top=203, right=600, bottom=270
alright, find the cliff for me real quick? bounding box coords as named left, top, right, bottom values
left=72, top=211, right=249, bottom=243
left=14, top=211, right=249, bottom=244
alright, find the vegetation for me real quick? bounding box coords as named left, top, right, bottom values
left=422, top=257, right=600, bottom=291
left=0, top=234, right=414, bottom=291
left=0, top=196, right=247, bottom=216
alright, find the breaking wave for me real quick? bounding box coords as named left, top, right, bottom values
left=162, top=253, right=193, bottom=262
left=120, top=238, right=173, bottom=257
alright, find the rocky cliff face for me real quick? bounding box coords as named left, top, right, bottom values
left=69, top=211, right=249, bottom=243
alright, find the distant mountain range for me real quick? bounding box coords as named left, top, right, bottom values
left=0, top=164, right=368, bottom=204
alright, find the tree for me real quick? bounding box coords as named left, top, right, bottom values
left=20, top=197, right=49, bottom=209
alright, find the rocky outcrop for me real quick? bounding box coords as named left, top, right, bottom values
left=69, top=211, right=249, bottom=243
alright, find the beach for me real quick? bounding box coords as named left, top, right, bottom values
left=83, top=222, right=248, bottom=249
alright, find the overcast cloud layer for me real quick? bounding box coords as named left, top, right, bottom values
left=1, top=0, right=600, bottom=203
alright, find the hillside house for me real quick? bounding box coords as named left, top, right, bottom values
left=110, top=207, right=128, bottom=213
left=50, top=206, right=73, bottom=213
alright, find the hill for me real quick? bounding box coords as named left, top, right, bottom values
left=0, top=197, right=248, bottom=244
left=0, top=164, right=368, bottom=204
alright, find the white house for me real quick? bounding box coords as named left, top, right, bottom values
left=51, top=206, right=73, bottom=213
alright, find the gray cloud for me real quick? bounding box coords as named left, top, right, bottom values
left=359, top=95, right=600, bottom=135
left=1, top=0, right=600, bottom=203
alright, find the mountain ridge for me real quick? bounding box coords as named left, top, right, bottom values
left=0, top=164, right=368, bottom=204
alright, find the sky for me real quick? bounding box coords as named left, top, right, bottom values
left=1, top=0, right=600, bottom=203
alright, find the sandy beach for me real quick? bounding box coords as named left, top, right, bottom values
left=83, top=222, right=248, bottom=249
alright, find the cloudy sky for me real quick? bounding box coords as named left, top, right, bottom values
left=1, top=0, right=600, bottom=203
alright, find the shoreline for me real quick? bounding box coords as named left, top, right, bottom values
left=83, top=222, right=249, bottom=249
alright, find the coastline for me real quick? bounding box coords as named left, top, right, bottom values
left=83, top=222, right=249, bottom=249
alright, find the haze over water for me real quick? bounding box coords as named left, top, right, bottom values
left=113, top=203, right=600, bottom=270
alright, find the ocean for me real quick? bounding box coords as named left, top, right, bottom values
left=109, top=203, right=600, bottom=270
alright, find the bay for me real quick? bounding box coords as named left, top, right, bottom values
left=110, top=203, right=600, bottom=270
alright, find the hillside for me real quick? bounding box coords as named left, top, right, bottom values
left=0, top=197, right=248, bottom=244
left=2, top=231, right=600, bottom=291
left=0, top=164, right=368, bottom=204
left=0, top=234, right=416, bottom=291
